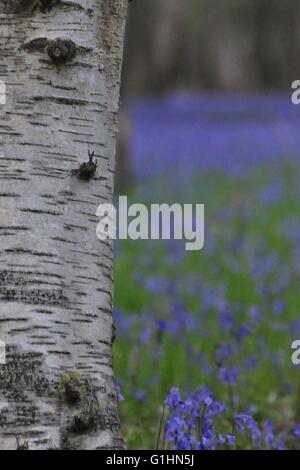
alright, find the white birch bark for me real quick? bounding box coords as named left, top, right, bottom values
left=0, top=0, right=127, bottom=450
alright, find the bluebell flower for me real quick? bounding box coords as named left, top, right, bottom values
left=135, top=390, right=147, bottom=402
left=207, top=400, right=226, bottom=417
left=113, top=308, right=133, bottom=333
left=263, top=420, right=275, bottom=448
left=226, top=433, right=236, bottom=446
left=245, top=355, right=257, bottom=370
left=219, top=311, right=235, bottom=330
left=273, top=299, right=285, bottom=317
left=248, top=305, right=262, bottom=325
left=236, top=324, right=252, bottom=344
left=234, top=414, right=261, bottom=445
left=293, top=425, right=300, bottom=438
left=215, top=343, right=235, bottom=365
left=203, top=396, right=213, bottom=408
left=140, top=327, right=151, bottom=345
left=219, top=366, right=239, bottom=386
left=116, top=381, right=125, bottom=402
left=156, top=319, right=170, bottom=333
left=164, top=387, right=183, bottom=410
left=194, top=386, right=213, bottom=405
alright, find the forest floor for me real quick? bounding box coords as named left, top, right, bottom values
left=113, top=94, right=300, bottom=450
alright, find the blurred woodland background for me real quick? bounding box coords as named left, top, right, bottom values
left=122, top=0, right=300, bottom=96
left=116, top=0, right=300, bottom=189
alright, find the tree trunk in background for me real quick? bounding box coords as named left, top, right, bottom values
left=0, top=0, right=127, bottom=450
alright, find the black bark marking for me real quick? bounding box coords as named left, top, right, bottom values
left=0, top=288, right=66, bottom=306
left=33, top=96, right=88, bottom=106
left=0, top=347, right=52, bottom=401
left=37, top=0, right=61, bottom=13
left=0, top=0, right=60, bottom=14
left=22, top=38, right=49, bottom=53
left=22, top=37, right=91, bottom=65
left=0, top=271, right=67, bottom=306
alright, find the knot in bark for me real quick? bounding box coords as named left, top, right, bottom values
left=47, top=38, right=76, bottom=64
left=72, top=151, right=98, bottom=181
left=64, top=378, right=83, bottom=404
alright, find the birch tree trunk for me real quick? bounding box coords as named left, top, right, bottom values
left=0, top=0, right=127, bottom=450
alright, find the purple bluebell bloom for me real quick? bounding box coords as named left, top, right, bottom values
left=219, top=367, right=239, bottom=386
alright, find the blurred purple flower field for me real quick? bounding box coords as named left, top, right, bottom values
left=129, top=93, right=300, bottom=180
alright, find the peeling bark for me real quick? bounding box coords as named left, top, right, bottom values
left=0, top=0, right=127, bottom=450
